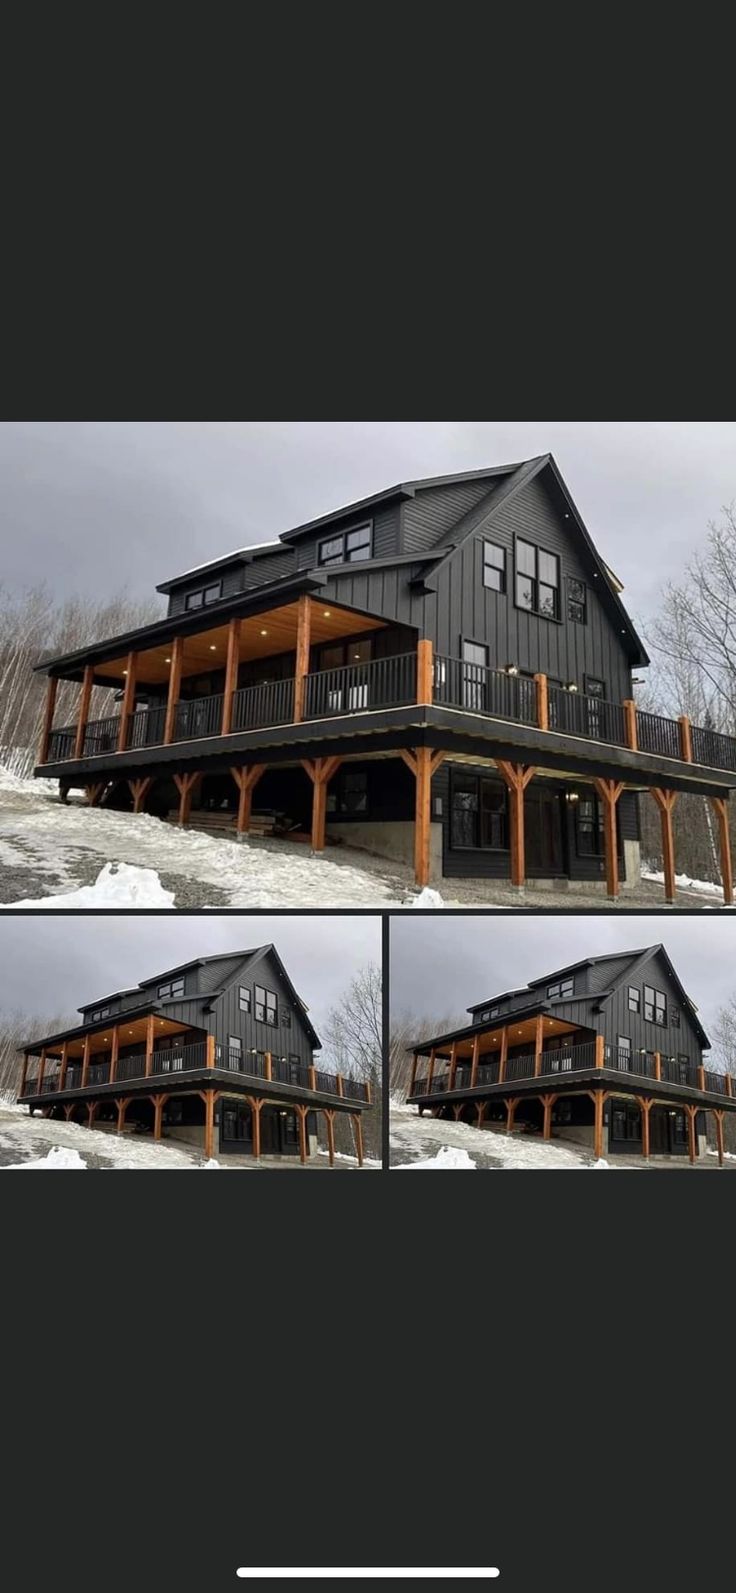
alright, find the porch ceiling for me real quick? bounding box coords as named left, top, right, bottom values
left=445, top=1015, right=583, bottom=1060
left=93, top=600, right=387, bottom=687
left=39, top=1015, right=192, bottom=1060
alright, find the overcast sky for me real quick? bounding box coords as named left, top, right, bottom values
left=390, top=914, right=736, bottom=1044
left=1, top=422, right=735, bottom=630
left=0, top=914, right=381, bottom=1043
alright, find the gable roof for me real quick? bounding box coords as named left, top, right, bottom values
left=594, top=944, right=710, bottom=1048
left=276, top=463, right=525, bottom=544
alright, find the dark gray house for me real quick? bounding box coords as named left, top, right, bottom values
left=406, top=945, right=735, bottom=1163
left=33, top=456, right=736, bottom=898
left=17, top=947, right=370, bottom=1165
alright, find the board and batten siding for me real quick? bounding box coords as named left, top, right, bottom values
left=209, top=952, right=315, bottom=1066
left=597, top=953, right=704, bottom=1067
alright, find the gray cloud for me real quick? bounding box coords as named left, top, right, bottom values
left=1, top=422, right=735, bottom=627
left=390, top=914, right=736, bottom=1046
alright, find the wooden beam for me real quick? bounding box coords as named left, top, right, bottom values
left=164, top=635, right=183, bottom=745
left=116, top=1097, right=131, bottom=1133
left=495, top=761, right=535, bottom=888
left=534, top=1013, right=544, bottom=1077
left=250, top=1097, right=262, bottom=1160
left=38, top=676, right=58, bottom=763
left=264, top=1050, right=272, bottom=1082
left=593, top=1090, right=604, bottom=1160
left=38, top=1048, right=48, bottom=1094
left=640, top=1097, right=652, bottom=1159
left=417, top=639, right=434, bottom=705
left=293, top=593, right=312, bottom=723
left=476, top=1101, right=487, bottom=1127
left=74, top=665, right=94, bottom=759
left=448, top=1041, right=458, bottom=1090
left=336, top=1074, right=344, bottom=1098
left=595, top=1034, right=605, bottom=1069
left=144, top=1013, right=154, bottom=1078
left=685, top=1104, right=698, bottom=1165
left=499, top=1027, right=508, bottom=1084
left=540, top=1093, right=555, bottom=1141
left=352, top=1113, right=364, bottom=1168
left=654, top=1051, right=662, bottom=1082
left=64, top=1103, right=76, bottom=1121
left=506, top=1097, right=519, bottom=1134
left=87, top=1101, right=98, bottom=1128
left=296, top=1103, right=309, bottom=1165
left=221, top=617, right=242, bottom=735
left=324, top=1109, right=336, bottom=1167
left=678, top=715, right=693, bottom=762
left=415, top=746, right=434, bottom=888
left=173, top=770, right=201, bottom=826
left=206, top=1035, right=216, bottom=1069
left=303, top=756, right=343, bottom=852
left=203, top=1091, right=215, bottom=1161
left=85, top=782, right=105, bottom=808
left=469, top=1036, right=479, bottom=1089
left=534, top=672, right=549, bottom=732
left=650, top=788, right=678, bottom=903
left=109, top=1029, right=119, bottom=1085
left=129, top=776, right=153, bottom=815
left=151, top=1094, right=166, bottom=1141
left=19, top=1053, right=29, bottom=1097
left=117, top=652, right=138, bottom=752
left=593, top=778, right=625, bottom=899
left=426, top=1048, right=436, bottom=1091
left=714, top=1109, right=725, bottom=1168
left=81, top=1035, right=90, bottom=1090
left=710, top=796, right=733, bottom=907
left=231, top=763, right=266, bottom=834
left=399, top=748, right=418, bottom=778
left=623, top=699, right=638, bottom=751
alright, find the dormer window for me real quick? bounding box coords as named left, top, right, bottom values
left=158, top=977, right=185, bottom=999
left=318, top=523, right=372, bottom=566
left=88, top=1006, right=111, bottom=1022
left=547, top=977, right=574, bottom=999
left=184, top=581, right=222, bottom=611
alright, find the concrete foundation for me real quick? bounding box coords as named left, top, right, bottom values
left=327, top=819, right=443, bottom=877
left=553, top=1122, right=607, bottom=1154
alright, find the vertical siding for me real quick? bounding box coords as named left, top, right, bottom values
left=599, top=950, right=703, bottom=1064
left=211, top=949, right=315, bottom=1065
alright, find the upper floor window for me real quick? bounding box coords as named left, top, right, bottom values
left=184, top=581, right=223, bottom=611
left=88, top=1006, right=110, bottom=1021
left=318, top=523, right=372, bottom=566
left=158, top=977, right=185, bottom=999
left=282, top=1009, right=291, bottom=1028
left=515, top=539, right=560, bottom=620
left=255, top=984, right=278, bottom=1026
left=567, top=577, right=587, bottom=624
left=547, top=977, right=574, bottom=999
left=479, top=1006, right=500, bottom=1021
left=628, top=986, right=640, bottom=1013
left=482, top=542, right=506, bottom=593
left=671, top=1008, right=680, bottom=1028
left=239, top=986, right=251, bottom=1013
left=644, top=984, right=667, bottom=1026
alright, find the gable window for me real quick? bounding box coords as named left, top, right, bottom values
left=282, top=1009, right=291, bottom=1028
left=617, top=1036, right=632, bottom=1071
left=239, top=986, right=251, bottom=1013
left=547, top=977, right=574, bottom=999
left=628, top=986, right=640, bottom=1013
left=227, top=1035, right=243, bottom=1070
left=671, top=1008, right=680, bottom=1028
left=482, top=541, right=506, bottom=593
left=184, top=581, right=222, bottom=611
left=515, top=538, right=560, bottom=620
left=318, top=523, right=372, bottom=566
left=644, top=984, right=667, bottom=1026
left=479, top=1006, right=500, bottom=1022
left=451, top=772, right=507, bottom=851
left=158, top=977, right=185, bottom=999
left=89, top=1006, right=111, bottom=1021
left=255, top=985, right=278, bottom=1026
left=567, top=577, right=587, bottom=624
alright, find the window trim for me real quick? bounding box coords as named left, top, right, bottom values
left=157, top=976, right=185, bottom=999
left=183, top=580, right=223, bottom=611
left=238, top=986, right=251, bottom=1013
left=547, top=977, right=574, bottom=1000
left=513, top=535, right=561, bottom=623
left=449, top=767, right=509, bottom=853
left=567, top=575, right=587, bottom=625
left=643, top=983, right=667, bottom=1027
left=254, top=983, right=279, bottom=1026
left=317, top=521, right=373, bottom=567
left=482, top=539, right=507, bottom=593
left=628, top=986, right=640, bottom=1013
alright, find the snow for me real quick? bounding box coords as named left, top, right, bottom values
left=0, top=1105, right=215, bottom=1170
left=317, top=1148, right=382, bottom=1168
left=4, top=1145, right=87, bottom=1170
left=2, top=862, right=176, bottom=909
left=641, top=867, right=723, bottom=899
left=410, top=887, right=445, bottom=909
left=389, top=1101, right=613, bottom=1171
left=167, top=542, right=284, bottom=581
left=396, top=1145, right=476, bottom=1170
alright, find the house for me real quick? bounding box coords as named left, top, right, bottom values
left=406, top=945, right=735, bottom=1163
left=33, top=456, right=736, bottom=900
left=16, top=947, right=370, bottom=1165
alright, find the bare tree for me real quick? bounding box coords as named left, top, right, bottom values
left=389, top=1009, right=466, bottom=1100
left=0, top=1008, right=76, bottom=1102
left=320, top=963, right=382, bottom=1161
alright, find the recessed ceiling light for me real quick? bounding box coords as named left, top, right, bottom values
left=123, top=670, right=128, bottom=676
left=323, top=610, right=331, bottom=617
left=209, top=645, right=217, bottom=651
left=165, top=656, right=171, bottom=663
left=260, top=629, right=268, bottom=636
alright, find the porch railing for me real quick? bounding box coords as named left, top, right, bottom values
left=690, top=724, right=736, bottom=774
left=434, top=658, right=537, bottom=724
left=660, top=1057, right=700, bottom=1088
left=548, top=687, right=627, bottom=747
left=233, top=678, right=295, bottom=731
left=704, top=1069, right=729, bottom=1095
left=636, top=710, right=682, bottom=761
left=173, top=694, right=225, bottom=742
left=303, top=653, right=417, bottom=720
left=540, top=1040, right=598, bottom=1074
left=87, top=1061, right=110, bottom=1086
left=47, top=724, right=77, bottom=761
left=82, top=716, right=121, bottom=757
left=116, top=1053, right=147, bottom=1081
left=128, top=704, right=167, bottom=750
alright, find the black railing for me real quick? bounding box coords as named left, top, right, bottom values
left=606, top=1048, right=656, bottom=1078
left=22, top=1077, right=38, bottom=1095
left=660, top=1056, right=700, bottom=1088
left=434, top=658, right=537, bottom=724
left=173, top=694, right=225, bottom=742
left=476, top=1060, right=501, bottom=1087
left=704, top=1070, right=729, bottom=1095
left=342, top=1074, right=368, bottom=1101
left=116, top=1054, right=147, bottom=1082
left=87, top=1061, right=110, bottom=1086
left=636, top=710, right=681, bottom=760
left=304, top=653, right=417, bottom=720
left=548, top=687, right=627, bottom=747
left=214, top=1046, right=266, bottom=1076
left=82, top=715, right=121, bottom=757
left=271, top=1058, right=312, bottom=1088
left=540, top=1040, right=598, bottom=1075
left=691, top=724, right=736, bottom=773
left=65, top=1066, right=82, bottom=1090
left=41, top=1074, right=62, bottom=1093
left=149, top=1041, right=208, bottom=1075
left=233, top=678, right=295, bottom=731
left=47, top=725, right=77, bottom=761
left=128, top=704, right=168, bottom=750
left=505, top=1053, right=537, bottom=1081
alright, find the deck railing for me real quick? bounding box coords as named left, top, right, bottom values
left=660, top=1057, right=700, bottom=1088
left=690, top=724, right=736, bottom=773
left=636, top=710, right=682, bottom=761
left=704, top=1070, right=729, bottom=1095
left=540, top=1040, right=598, bottom=1074
left=233, top=678, right=295, bottom=731
left=173, top=694, right=225, bottom=742
left=434, top=658, right=537, bottom=724
left=608, top=1048, right=656, bottom=1078
left=47, top=725, right=77, bottom=761
left=82, top=716, right=121, bottom=757
left=548, top=687, right=627, bottom=747
left=303, top=653, right=417, bottom=720
left=87, top=1061, right=110, bottom=1086
left=116, top=1053, right=147, bottom=1081
left=128, top=704, right=168, bottom=750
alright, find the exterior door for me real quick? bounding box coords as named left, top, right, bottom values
left=462, top=641, right=489, bottom=711
left=526, top=788, right=565, bottom=875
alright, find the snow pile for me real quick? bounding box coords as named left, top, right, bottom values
left=3, top=862, right=176, bottom=910
left=410, top=887, right=445, bottom=909
left=396, top=1144, right=477, bottom=1170
left=642, top=867, right=723, bottom=899
left=3, top=1145, right=87, bottom=1170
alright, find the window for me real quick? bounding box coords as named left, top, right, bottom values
left=318, top=523, right=372, bottom=566
left=482, top=542, right=506, bottom=593
left=239, top=986, right=251, bottom=1013
left=184, top=581, right=222, bottom=611
left=89, top=1006, right=110, bottom=1021
left=644, top=985, right=667, bottom=1026
left=671, top=1008, right=680, bottom=1028
left=567, top=577, right=587, bottom=624
left=158, top=977, right=185, bottom=999
left=515, top=539, right=560, bottom=620
left=478, top=1006, right=500, bottom=1022
left=282, top=1010, right=291, bottom=1028
left=227, top=1036, right=242, bottom=1070
left=461, top=640, right=489, bottom=711
left=327, top=769, right=369, bottom=816
left=617, top=1036, right=632, bottom=1071
left=451, top=773, right=507, bottom=851
left=577, top=796, right=604, bottom=857
left=628, top=986, right=640, bottom=1013
left=255, top=985, right=278, bottom=1026
left=547, top=977, right=574, bottom=999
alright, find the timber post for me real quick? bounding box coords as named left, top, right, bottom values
left=623, top=699, right=638, bottom=751
left=221, top=616, right=242, bottom=735
left=495, top=760, right=536, bottom=888
left=709, top=796, right=733, bottom=907
left=74, top=664, right=94, bottom=760
left=593, top=777, right=625, bottom=899
left=293, top=594, right=312, bottom=723
left=534, top=672, right=549, bottom=732
left=117, top=651, right=138, bottom=752
left=164, top=636, right=183, bottom=745
left=399, top=747, right=446, bottom=889
left=650, top=788, right=678, bottom=903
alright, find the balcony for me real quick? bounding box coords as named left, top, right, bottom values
left=21, top=1038, right=370, bottom=1104
left=412, top=1038, right=734, bottom=1102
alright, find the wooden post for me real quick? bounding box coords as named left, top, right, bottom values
left=117, top=652, right=138, bottom=752
left=417, top=639, right=434, bottom=705
left=593, top=777, right=624, bottom=899
left=221, top=617, right=242, bottom=735
left=145, top=1013, right=155, bottom=1077
left=409, top=1053, right=419, bottom=1092
left=426, top=1048, right=436, bottom=1091
left=303, top=756, right=343, bottom=852
left=506, top=1097, right=519, bottom=1134
left=709, top=796, right=733, bottom=907
left=595, top=1035, right=605, bottom=1069
left=206, top=1035, right=216, bottom=1069
left=116, top=1097, right=131, bottom=1133
left=80, top=1036, right=90, bottom=1090
left=685, top=1104, right=697, bottom=1165
left=495, top=761, right=536, bottom=888
left=623, top=699, right=638, bottom=751
left=38, top=676, right=58, bottom=763
left=534, top=672, right=549, bottom=732
left=324, top=1109, right=336, bottom=1167
left=725, top=1074, right=734, bottom=1099
left=714, top=1110, right=725, bottom=1168
left=151, top=1094, right=165, bottom=1141
left=469, top=1036, right=479, bottom=1089
left=654, top=1051, right=662, bottom=1082
left=109, top=1030, right=119, bottom=1085
left=74, top=664, right=94, bottom=759
left=251, top=1098, right=262, bottom=1160
left=364, top=1078, right=372, bottom=1107
left=540, top=1093, right=555, bottom=1140
left=293, top=593, right=312, bottom=723
left=534, top=1014, right=544, bottom=1078
left=87, top=1101, right=98, bottom=1129
left=448, top=1041, right=458, bottom=1090
left=63, top=1104, right=76, bottom=1121
left=296, top=1103, right=308, bottom=1165
left=85, top=782, right=105, bottom=807
left=264, top=1050, right=272, bottom=1081
left=697, top=1064, right=706, bottom=1091
left=35, top=1047, right=47, bottom=1095
left=231, top=764, right=266, bottom=834
left=498, top=1027, right=508, bottom=1084
left=476, top=1101, right=487, bottom=1127
left=651, top=789, right=678, bottom=903
left=336, top=1074, right=344, bottom=1098
left=678, top=715, right=693, bottom=762
left=173, top=770, right=201, bottom=825
left=164, top=635, right=183, bottom=745
left=352, top=1113, right=364, bottom=1168
left=129, top=776, right=153, bottom=815
left=308, top=1063, right=317, bottom=1090
left=593, top=1091, right=604, bottom=1160
left=399, top=747, right=446, bottom=888
left=640, top=1097, right=652, bottom=1159
left=203, top=1091, right=215, bottom=1161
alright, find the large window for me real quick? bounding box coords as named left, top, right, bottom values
left=515, top=539, right=560, bottom=620
left=255, top=985, right=278, bottom=1026
left=576, top=796, right=604, bottom=857
left=482, top=542, right=506, bottom=592
left=644, top=984, right=667, bottom=1026
left=567, top=577, right=587, bottom=624
left=239, top=986, right=251, bottom=1013
left=450, top=773, right=507, bottom=851
left=158, top=977, right=185, bottom=999
left=547, top=977, right=574, bottom=999
left=479, top=1006, right=500, bottom=1021
left=628, top=986, right=640, bottom=1013
left=318, top=523, right=372, bottom=566
left=184, top=581, right=222, bottom=611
